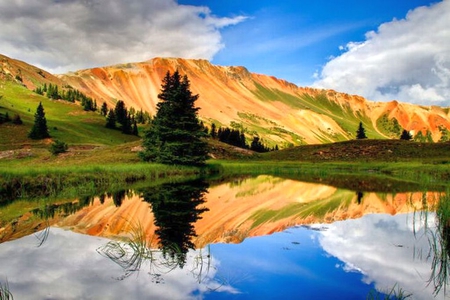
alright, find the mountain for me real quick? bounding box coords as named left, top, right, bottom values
left=2, top=53, right=450, bottom=147
left=60, top=57, right=450, bottom=146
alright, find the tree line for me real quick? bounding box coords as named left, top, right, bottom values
left=104, top=100, right=140, bottom=136
left=207, top=124, right=277, bottom=152
left=34, top=83, right=98, bottom=111
left=356, top=121, right=449, bottom=142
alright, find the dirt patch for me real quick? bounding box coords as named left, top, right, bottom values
left=0, top=149, right=33, bottom=159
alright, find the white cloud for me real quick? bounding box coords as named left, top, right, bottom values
left=0, top=228, right=235, bottom=299
left=315, top=213, right=444, bottom=299
left=0, top=0, right=246, bottom=73
left=313, top=0, right=450, bottom=106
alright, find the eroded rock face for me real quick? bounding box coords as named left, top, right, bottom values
left=2, top=53, right=449, bottom=145
left=60, top=57, right=450, bottom=144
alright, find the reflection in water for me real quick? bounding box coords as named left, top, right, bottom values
left=356, top=191, right=363, bottom=204
left=1, top=175, right=450, bottom=299
left=97, top=179, right=211, bottom=281
left=141, top=179, right=209, bottom=268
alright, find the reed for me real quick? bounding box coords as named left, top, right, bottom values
left=0, top=279, right=13, bottom=300
left=366, top=283, right=412, bottom=299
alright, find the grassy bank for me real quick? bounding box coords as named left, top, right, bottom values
left=218, top=160, right=450, bottom=192
left=0, top=163, right=221, bottom=203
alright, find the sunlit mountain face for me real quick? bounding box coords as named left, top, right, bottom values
left=2, top=53, right=449, bottom=147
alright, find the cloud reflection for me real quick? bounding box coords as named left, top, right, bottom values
left=0, top=228, right=234, bottom=299
left=314, top=213, right=446, bottom=299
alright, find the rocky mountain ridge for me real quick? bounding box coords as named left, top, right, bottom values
left=2, top=54, right=449, bottom=146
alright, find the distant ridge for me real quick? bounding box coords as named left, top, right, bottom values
left=2, top=54, right=449, bottom=146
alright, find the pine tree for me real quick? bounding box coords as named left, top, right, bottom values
left=210, top=123, right=217, bottom=139
left=105, top=109, right=116, bottom=129
left=132, top=119, right=139, bottom=136
left=356, top=122, right=367, bottom=139
left=28, top=102, right=50, bottom=139
left=100, top=102, right=108, bottom=116
left=114, top=100, right=127, bottom=127
left=140, top=71, right=209, bottom=166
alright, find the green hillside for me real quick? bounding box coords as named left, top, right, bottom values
left=0, top=80, right=140, bottom=151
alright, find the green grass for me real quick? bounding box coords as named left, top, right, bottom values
left=0, top=81, right=139, bottom=151
left=250, top=84, right=387, bottom=142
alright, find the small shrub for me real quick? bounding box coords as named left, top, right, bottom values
left=49, top=140, right=68, bottom=155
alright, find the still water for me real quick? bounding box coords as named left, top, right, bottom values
left=0, top=175, right=448, bottom=299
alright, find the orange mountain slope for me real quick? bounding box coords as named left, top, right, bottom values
left=60, top=57, right=450, bottom=145
left=2, top=54, right=449, bottom=146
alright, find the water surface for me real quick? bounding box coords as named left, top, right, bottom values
left=0, top=175, right=447, bottom=299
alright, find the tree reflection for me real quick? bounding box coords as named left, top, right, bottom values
left=356, top=191, right=364, bottom=204
left=140, top=178, right=209, bottom=268
left=97, top=179, right=212, bottom=283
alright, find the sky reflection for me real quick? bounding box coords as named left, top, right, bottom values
left=0, top=212, right=446, bottom=299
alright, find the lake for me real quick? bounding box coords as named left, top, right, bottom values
left=0, top=175, right=448, bottom=299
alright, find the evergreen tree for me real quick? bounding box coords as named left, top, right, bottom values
left=132, top=119, right=139, bottom=136
left=356, top=122, right=367, bottom=139
left=100, top=102, right=108, bottom=116
left=28, top=102, right=50, bottom=139
left=400, top=129, right=412, bottom=140
left=210, top=123, right=217, bottom=139
left=105, top=109, right=116, bottom=129
left=250, top=136, right=269, bottom=152
left=121, top=114, right=132, bottom=134
left=140, top=71, right=209, bottom=166
left=114, top=100, right=127, bottom=127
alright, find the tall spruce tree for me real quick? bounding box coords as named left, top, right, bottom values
left=140, top=71, right=209, bottom=166
left=28, top=102, right=50, bottom=139
left=356, top=122, right=367, bottom=139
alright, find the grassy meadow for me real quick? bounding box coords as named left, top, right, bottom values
left=1, top=78, right=450, bottom=199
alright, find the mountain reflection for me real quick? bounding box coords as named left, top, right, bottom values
left=139, top=179, right=209, bottom=268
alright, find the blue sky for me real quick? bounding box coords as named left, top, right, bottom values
left=180, top=0, right=436, bottom=86
left=0, top=0, right=448, bottom=105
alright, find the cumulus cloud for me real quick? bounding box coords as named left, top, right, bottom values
left=0, top=0, right=246, bottom=73
left=313, top=0, right=450, bottom=106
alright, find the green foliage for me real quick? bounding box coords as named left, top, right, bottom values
left=439, top=126, right=449, bottom=142
left=377, top=114, right=402, bottom=137
left=28, top=102, right=50, bottom=139
left=0, top=81, right=139, bottom=149
left=356, top=122, right=367, bottom=139
left=49, top=140, right=68, bottom=155
left=414, top=130, right=433, bottom=143
left=140, top=71, right=209, bottom=166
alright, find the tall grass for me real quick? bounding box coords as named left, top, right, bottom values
left=0, top=278, right=13, bottom=300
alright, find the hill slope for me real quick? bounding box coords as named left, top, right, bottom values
left=59, top=57, right=450, bottom=146
left=2, top=54, right=450, bottom=148
left=0, top=55, right=140, bottom=152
